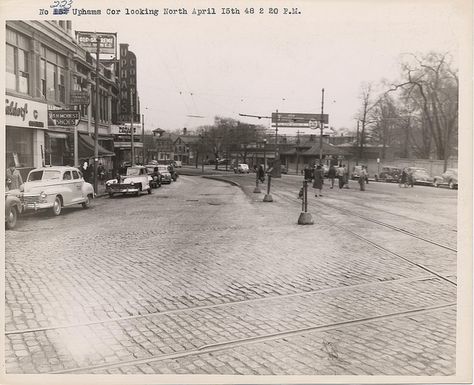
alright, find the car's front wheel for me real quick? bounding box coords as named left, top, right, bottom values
left=51, top=196, right=62, bottom=216
left=433, top=179, right=439, bottom=188
left=108, top=192, right=114, bottom=198
left=82, top=194, right=92, bottom=208
left=6, top=206, right=18, bottom=229
left=147, top=187, right=152, bottom=194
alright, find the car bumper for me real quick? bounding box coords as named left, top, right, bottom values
left=106, top=184, right=140, bottom=193
left=24, top=202, right=54, bottom=211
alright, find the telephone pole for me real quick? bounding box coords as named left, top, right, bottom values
left=93, top=36, right=100, bottom=195
left=319, top=88, right=324, bottom=165
left=130, top=89, right=134, bottom=166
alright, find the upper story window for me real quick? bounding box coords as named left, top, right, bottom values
left=40, top=45, right=66, bottom=103
left=6, top=29, right=30, bottom=94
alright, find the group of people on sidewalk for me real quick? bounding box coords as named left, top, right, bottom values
left=302, top=163, right=369, bottom=198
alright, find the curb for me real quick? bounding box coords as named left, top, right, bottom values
left=201, top=175, right=241, bottom=187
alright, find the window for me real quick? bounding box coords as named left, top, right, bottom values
left=6, top=127, right=34, bottom=168
left=63, top=171, right=72, bottom=180
left=5, top=31, right=30, bottom=94
left=72, top=170, right=79, bottom=179
left=40, top=46, right=66, bottom=102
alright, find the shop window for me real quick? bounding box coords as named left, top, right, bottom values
left=6, top=127, right=34, bottom=168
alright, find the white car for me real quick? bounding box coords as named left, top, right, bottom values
left=234, top=163, right=250, bottom=173
left=106, top=166, right=152, bottom=197
left=22, top=166, right=94, bottom=216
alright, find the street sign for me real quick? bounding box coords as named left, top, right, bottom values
left=271, top=112, right=329, bottom=125
left=48, top=110, right=80, bottom=126
left=70, top=90, right=90, bottom=106
left=75, top=31, right=117, bottom=55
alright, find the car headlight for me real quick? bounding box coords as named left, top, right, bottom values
left=39, top=191, right=47, bottom=202
left=130, top=182, right=134, bottom=186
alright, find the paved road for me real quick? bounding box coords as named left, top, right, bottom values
left=5, top=172, right=457, bottom=376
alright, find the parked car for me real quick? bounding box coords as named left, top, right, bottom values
left=173, top=160, right=183, bottom=168
left=234, top=164, right=250, bottom=173
left=406, top=167, right=434, bottom=185
left=351, top=165, right=363, bottom=180
left=106, top=165, right=152, bottom=197
left=21, top=166, right=94, bottom=216
left=375, top=166, right=402, bottom=183
left=156, top=165, right=172, bottom=184
left=433, top=168, right=458, bottom=189
left=145, top=165, right=162, bottom=189
left=5, top=189, right=24, bottom=229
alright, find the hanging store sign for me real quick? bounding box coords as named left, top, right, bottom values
left=48, top=110, right=80, bottom=126
left=70, top=90, right=90, bottom=106
left=271, top=112, right=329, bottom=128
left=75, top=31, right=117, bottom=55
left=5, top=96, right=47, bottom=129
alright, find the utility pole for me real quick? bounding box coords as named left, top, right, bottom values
left=356, top=120, right=360, bottom=165
left=319, top=88, right=324, bottom=165
left=274, top=109, right=279, bottom=161
left=93, top=36, right=100, bottom=195
left=130, top=89, right=134, bottom=166
left=296, top=130, right=302, bottom=175
left=141, top=113, right=145, bottom=164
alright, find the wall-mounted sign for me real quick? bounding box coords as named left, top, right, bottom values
left=110, top=124, right=142, bottom=135
left=70, top=90, right=90, bottom=106
left=48, top=110, right=80, bottom=126
left=5, top=96, right=47, bottom=129
left=75, top=31, right=117, bottom=55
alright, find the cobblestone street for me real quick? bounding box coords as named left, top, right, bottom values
left=5, top=172, right=459, bottom=377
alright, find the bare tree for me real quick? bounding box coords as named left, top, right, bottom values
left=389, top=52, right=458, bottom=170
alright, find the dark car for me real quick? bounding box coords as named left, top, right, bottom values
left=145, top=165, right=162, bottom=188
left=406, top=167, right=434, bottom=185
left=375, top=166, right=402, bottom=183
left=433, top=168, right=458, bottom=189
left=5, top=189, right=23, bottom=229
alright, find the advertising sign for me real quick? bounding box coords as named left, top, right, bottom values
left=75, top=31, right=117, bottom=55
left=48, top=110, right=80, bottom=126
left=70, top=90, right=90, bottom=105
left=271, top=112, right=329, bottom=127
left=5, top=96, right=47, bottom=129
left=110, top=124, right=142, bottom=135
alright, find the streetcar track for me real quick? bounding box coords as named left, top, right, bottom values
left=5, top=275, right=434, bottom=335
left=51, top=302, right=456, bottom=374
left=273, top=190, right=457, bottom=286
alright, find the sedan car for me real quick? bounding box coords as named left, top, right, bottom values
left=234, top=164, right=250, bottom=173
left=21, top=166, right=94, bottom=216
left=407, top=167, right=434, bottom=185
left=5, top=189, right=23, bottom=229
left=106, top=166, right=152, bottom=197
left=375, top=166, right=402, bottom=183
left=433, top=168, right=458, bottom=189
left=145, top=165, right=162, bottom=189
left=156, top=165, right=172, bottom=184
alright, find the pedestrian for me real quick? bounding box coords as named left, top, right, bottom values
left=343, top=165, right=350, bottom=189
left=359, top=166, right=368, bottom=191
left=313, top=164, right=324, bottom=197
left=97, top=163, right=106, bottom=183
left=257, top=164, right=265, bottom=183
left=337, top=164, right=345, bottom=189
left=407, top=169, right=414, bottom=187
left=399, top=168, right=408, bottom=188
left=328, top=164, right=337, bottom=189
left=6, top=162, right=23, bottom=191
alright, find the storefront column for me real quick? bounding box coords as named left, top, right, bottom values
left=33, top=129, right=45, bottom=167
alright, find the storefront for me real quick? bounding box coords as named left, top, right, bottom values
left=111, top=123, right=143, bottom=169
left=5, top=95, right=48, bottom=180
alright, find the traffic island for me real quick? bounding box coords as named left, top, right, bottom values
left=297, top=212, right=314, bottom=225
left=263, top=194, right=273, bottom=202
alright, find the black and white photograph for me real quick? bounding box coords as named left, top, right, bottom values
left=2, top=0, right=472, bottom=383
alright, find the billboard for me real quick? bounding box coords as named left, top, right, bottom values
left=75, top=31, right=117, bottom=55
left=271, top=112, right=329, bottom=128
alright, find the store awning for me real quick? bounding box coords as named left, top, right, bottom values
left=78, top=133, right=115, bottom=159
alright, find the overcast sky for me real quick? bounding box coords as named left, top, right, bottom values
left=55, top=1, right=463, bottom=135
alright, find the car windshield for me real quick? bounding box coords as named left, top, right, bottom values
left=146, top=167, right=155, bottom=173
left=157, top=166, right=168, bottom=172
left=27, top=170, right=61, bottom=181
left=126, top=167, right=141, bottom=176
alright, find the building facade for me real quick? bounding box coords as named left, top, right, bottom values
left=5, top=20, right=120, bottom=180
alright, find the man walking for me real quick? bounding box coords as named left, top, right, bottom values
left=6, top=162, right=23, bottom=191
left=337, top=164, right=345, bottom=189
left=328, top=164, right=336, bottom=189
